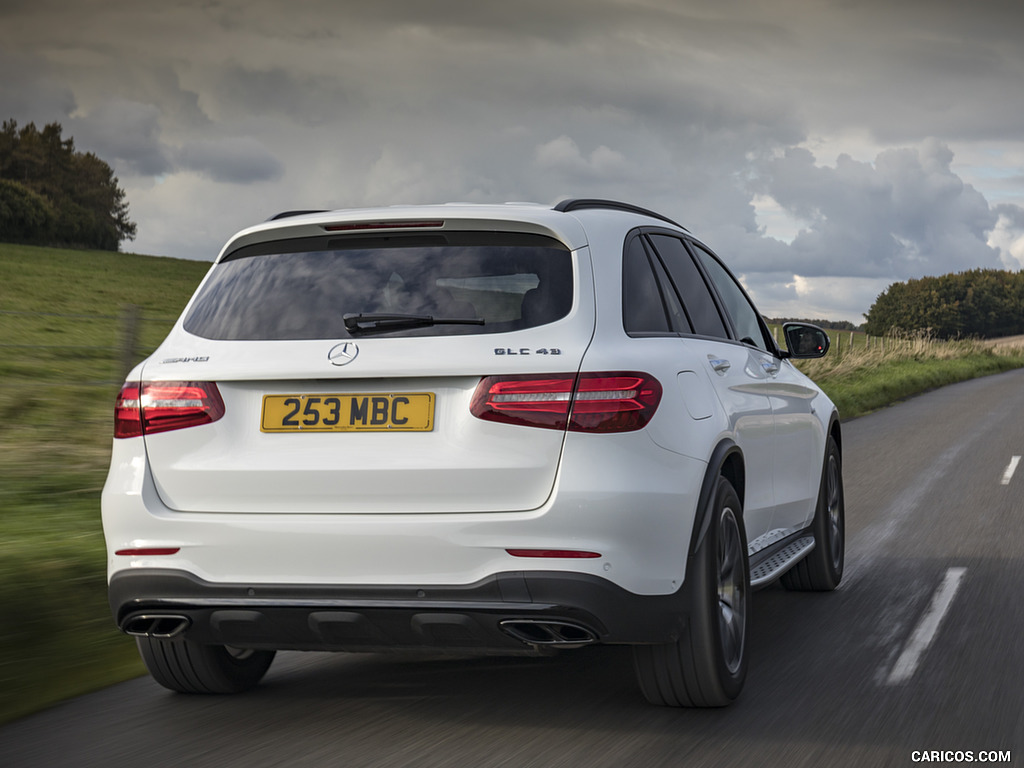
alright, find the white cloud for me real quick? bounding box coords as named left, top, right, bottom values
left=534, top=136, right=631, bottom=182
left=988, top=211, right=1024, bottom=270
left=748, top=141, right=1008, bottom=279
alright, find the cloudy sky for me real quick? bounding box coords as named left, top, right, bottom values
left=4, top=0, right=1024, bottom=323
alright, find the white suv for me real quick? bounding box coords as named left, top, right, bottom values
left=102, top=199, right=843, bottom=707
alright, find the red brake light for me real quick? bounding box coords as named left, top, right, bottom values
left=571, top=373, right=662, bottom=432
left=323, top=220, right=445, bottom=232
left=470, top=372, right=661, bottom=433
left=470, top=375, right=576, bottom=430
left=114, top=381, right=225, bottom=438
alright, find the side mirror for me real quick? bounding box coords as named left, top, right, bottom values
left=782, top=322, right=830, bottom=359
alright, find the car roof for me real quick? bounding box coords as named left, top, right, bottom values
left=216, top=200, right=687, bottom=262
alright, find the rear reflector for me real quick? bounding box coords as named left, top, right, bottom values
left=471, top=372, right=661, bottom=432
left=114, top=548, right=181, bottom=556
left=506, top=549, right=602, bottom=559
left=114, top=381, right=225, bottom=438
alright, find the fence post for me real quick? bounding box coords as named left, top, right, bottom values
left=119, top=304, right=141, bottom=383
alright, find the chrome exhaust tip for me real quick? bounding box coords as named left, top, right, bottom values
left=123, top=614, right=191, bottom=639
left=499, top=619, right=597, bottom=647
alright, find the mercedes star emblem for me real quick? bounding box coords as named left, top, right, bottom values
left=328, top=342, right=359, bottom=366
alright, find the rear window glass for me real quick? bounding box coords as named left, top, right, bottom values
left=183, top=232, right=573, bottom=340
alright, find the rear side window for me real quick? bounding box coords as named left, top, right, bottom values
left=622, top=236, right=674, bottom=334
left=647, top=235, right=728, bottom=338
left=183, top=232, right=573, bottom=340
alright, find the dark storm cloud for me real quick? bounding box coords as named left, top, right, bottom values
left=55, top=99, right=282, bottom=184
left=69, top=100, right=173, bottom=177
left=208, top=64, right=360, bottom=126
left=0, top=50, right=76, bottom=124
left=175, top=137, right=284, bottom=184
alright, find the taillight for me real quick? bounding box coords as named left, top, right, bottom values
left=470, top=372, right=661, bottom=433
left=114, top=384, right=144, bottom=438
left=114, top=381, right=225, bottom=438
left=470, top=375, right=576, bottom=430
left=571, top=374, right=662, bottom=432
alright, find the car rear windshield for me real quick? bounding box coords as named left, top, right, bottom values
left=183, top=232, right=574, bottom=340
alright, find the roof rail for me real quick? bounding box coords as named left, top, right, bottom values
left=267, top=209, right=330, bottom=221
left=553, top=199, right=686, bottom=230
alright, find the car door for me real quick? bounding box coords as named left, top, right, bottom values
left=636, top=233, right=777, bottom=546
left=688, top=243, right=823, bottom=540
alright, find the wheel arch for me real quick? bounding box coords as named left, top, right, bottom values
left=828, top=411, right=843, bottom=456
left=689, top=439, right=744, bottom=557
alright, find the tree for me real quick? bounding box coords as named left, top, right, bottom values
left=0, top=178, right=55, bottom=241
left=864, top=269, right=1024, bottom=339
left=0, top=119, right=137, bottom=250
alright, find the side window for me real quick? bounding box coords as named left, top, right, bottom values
left=646, top=241, right=692, bottom=333
left=622, top=235, right=672, bottom=334
left=691, top=244, right=773, bottom=353
left=647, top=235, right=728, bottom=339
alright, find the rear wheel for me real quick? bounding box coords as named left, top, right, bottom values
left=136, top=636, right=275, bottom=694
left=633, top=476, right=749, bottom=707
left=782, top=434, right=844, bottom=591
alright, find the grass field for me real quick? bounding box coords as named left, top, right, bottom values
left=783, top=328, right=1024, bottom=418
left=0, top=244, right=210, bottom=723
left=2, top=242, right=1023, bottom=724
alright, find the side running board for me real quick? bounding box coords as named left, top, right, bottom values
left=749, top=536, right=815, bottom=587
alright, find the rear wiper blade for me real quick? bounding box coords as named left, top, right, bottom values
left=343, top=313, right=485, bottom=334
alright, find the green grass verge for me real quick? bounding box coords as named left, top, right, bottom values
left=816, top=354, right=1024, bottom=420
left=0, top=244, right=209, bottom=723
left=2, top=244, right=1023, bottom=724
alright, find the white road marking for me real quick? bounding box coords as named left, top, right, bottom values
left=886, top=567, right=967, bottom=685
left=1001, top=455, right=1021, bottom=485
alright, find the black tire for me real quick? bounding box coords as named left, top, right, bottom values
left=633, top=476, right=749, bottom=707
left=136, top=636, right=276, bottom=694
left=782, top=434, right=845, bottom=591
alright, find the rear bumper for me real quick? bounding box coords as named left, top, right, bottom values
left=110, top=569, right=691, bottom=652
left=102, top=432, right=707, bottom=596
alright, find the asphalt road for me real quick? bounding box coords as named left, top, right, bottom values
left=3, top=369, right=1023, bottom=767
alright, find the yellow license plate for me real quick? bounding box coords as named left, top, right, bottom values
left=261, top=393, right=434, bottom=432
